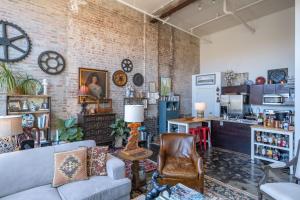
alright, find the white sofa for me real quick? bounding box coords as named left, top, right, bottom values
left=0, top=140, right=131, bottom=200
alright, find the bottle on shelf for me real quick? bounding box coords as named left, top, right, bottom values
left=257, top=113, right=264, bottom=125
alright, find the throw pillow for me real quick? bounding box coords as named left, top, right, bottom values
left=52, top=148, right=88, bottom=187
left=87, top=146, right=109, bottom=176
left=0, top=137, right=17, bottom=154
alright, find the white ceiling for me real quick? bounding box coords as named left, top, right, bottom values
left=118, top=0, right=294, bottom=38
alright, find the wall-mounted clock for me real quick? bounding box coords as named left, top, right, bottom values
left=113, top=70, right=128, bottom=87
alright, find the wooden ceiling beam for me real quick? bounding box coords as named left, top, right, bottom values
left=150, top=0, right=197, bottom=23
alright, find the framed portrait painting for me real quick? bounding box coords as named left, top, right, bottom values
left=79, top=68, right=108, bottom=103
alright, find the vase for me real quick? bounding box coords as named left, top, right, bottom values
left=115, top=136, right=123, bottom=148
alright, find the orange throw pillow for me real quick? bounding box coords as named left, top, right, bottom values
left=52, top=148, right=88, bottom=187
left=87, top=146, right=109, bottom=176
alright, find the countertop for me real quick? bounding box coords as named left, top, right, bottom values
left=168, top=117, right=221, bottom=124
left=251, top=125, right=294, bottom=133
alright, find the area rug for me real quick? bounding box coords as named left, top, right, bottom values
left=112, top=149, right=257, bottom=200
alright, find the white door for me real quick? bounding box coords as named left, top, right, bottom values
left=193, top=87, right=219, bottom=117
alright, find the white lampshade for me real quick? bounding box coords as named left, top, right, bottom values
left=0, top=115, right=23, bottom=137
left=124, top=105, right=144, bottom=123
left=195, top=102, right=206, bottom=112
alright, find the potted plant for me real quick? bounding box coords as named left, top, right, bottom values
left=56, top=117, right=84, bottom=142
left=0, top=62, right=20, bottom=94
left=110, top=118, right=130, bottom=148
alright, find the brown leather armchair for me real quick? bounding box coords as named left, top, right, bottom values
left=158, top=133, right=204, bottom=193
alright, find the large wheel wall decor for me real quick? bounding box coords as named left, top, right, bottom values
left=0, top=20, right=32, bottom=62
left=133, top=73, right=144, bottom=87
left=121, top=58, right=133, bottom=73
left=38, top=51, right=65, bottom=75
left=112, top=70, right=128, bottom=87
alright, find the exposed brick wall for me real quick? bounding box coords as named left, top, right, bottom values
left=0, top=0, right=199, bottom=133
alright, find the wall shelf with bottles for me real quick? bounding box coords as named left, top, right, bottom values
left=251, top=125, right=294, bottom=174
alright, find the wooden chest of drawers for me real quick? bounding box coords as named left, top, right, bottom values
left=78, top=113, right=116, bottom=146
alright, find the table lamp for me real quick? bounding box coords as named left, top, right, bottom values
left=0, top=115, right=23, bottom=137
left=123, top=105, right=144, bottom=155
left=195, top=102, right=206, bottom=118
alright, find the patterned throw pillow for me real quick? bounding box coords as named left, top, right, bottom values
left=0, top=137, right=17, bottom=154
left=87, top=146, right=109, bottom=176
left=52, top=148, right=88, bottom=187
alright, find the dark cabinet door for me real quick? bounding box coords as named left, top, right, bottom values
left=211, top=120, right=251, bottom=155
left=250, top=85, right=264, bottom=105
left=222, top=85, right=249, bottom=95
left=275, top=84, right=289, bottom=94
left=264, top=84, right=276, bottom=94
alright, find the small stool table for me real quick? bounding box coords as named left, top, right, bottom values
left=118, top=148, right=153, bottom=190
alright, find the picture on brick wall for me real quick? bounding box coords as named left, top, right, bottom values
left=160, top=77, right=171, bottom=96
left=79, top=68, right=108, bottom=103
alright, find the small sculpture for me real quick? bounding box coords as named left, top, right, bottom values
left=145, top=171, right=171, bottom=200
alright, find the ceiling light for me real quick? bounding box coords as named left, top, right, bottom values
left=212, top=0, right=216, bottom=4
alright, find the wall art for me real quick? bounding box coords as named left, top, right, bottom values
left=0, top=20, right=32, bottom=62
left=79, top=68, right=108, bottom=103
left=38, top=51, right=65, bottom=75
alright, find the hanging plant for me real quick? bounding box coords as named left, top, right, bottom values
left=0, top=62, right=18, bottom=94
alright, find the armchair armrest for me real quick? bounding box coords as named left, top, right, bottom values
left=157, top=153, right=165, bottom=174
left=192, top=152, right=204, bottom=176
left=106, top=154, right=126, bottom=180
left=259, top=160, right=294, bottom=187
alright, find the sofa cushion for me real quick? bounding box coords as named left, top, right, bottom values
left=54, top=140, right=96, bottom=153
left=0, top=184, right=61, bottom=200
left=53, top=148, right=88, bottom=187
left=162, top=157, right=198, bottom=179
left=87, top=146, right=109, bottom=176
left=260, top=182, right=300, bottom=200
left=0, top=146, right=54, bottom=197
left=57, top=176, right=131, bottom=200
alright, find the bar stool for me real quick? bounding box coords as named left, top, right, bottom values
left=199, top=127, right=211, bottom=151
left=189, top=128, right=201, bottom=149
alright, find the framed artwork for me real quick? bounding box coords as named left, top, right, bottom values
left=268, top=68, right=288, bottom=84
left=160, top=77, right=171, bottom=96
left=195, top=74, right=215, bottom=86
left=79, top=68, right=108, bottom=103
left=8, top=100, right=21, bottom=112
left=149, top=82, right=156, bottom=93
left=232, top=72, right=249, bottom=86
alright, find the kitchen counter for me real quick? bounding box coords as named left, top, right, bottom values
left=216, top=118, right=258, bottom=125
left=251, top=125, right=294, bottom=134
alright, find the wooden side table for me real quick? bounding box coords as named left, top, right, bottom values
left=118, top=148, right=153, bottom=190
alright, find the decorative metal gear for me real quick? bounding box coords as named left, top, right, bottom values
left=112, top=70, right=128, bottom=87
left=133, top=73, right=144, bottom=87
left=121, top=58, right=133, bottom=73
left=38, top=51, right=65, bottom=75
left=0, top=20, right=32, bottom=62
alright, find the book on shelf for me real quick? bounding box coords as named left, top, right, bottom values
left=37, top=114, right=49, bottom=129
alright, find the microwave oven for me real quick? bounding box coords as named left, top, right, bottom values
left=263, top=94, right=284, bottom=105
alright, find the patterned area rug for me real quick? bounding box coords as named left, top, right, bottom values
left=112, top=148, right=257, bottom=200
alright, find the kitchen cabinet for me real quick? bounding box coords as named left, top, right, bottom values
left=249, top=85, right=264, bottom=105
left=222, top=85, right=249, bottom=95
left=211, top=120, right=251, bottom=155
left=275, top=84, right=290, bottom=94
left=263, top=84, right=276, bottom=94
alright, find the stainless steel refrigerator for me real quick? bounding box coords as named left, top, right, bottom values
left=220, top=95, right=246, bottom=117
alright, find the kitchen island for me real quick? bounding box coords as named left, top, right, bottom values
left=211, top=119, right=257, bottom=155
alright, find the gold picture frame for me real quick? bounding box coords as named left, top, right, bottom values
left=79, top=68, right=108, bottom=104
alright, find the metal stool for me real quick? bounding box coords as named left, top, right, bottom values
left=199, top=127, right=211, bottom=151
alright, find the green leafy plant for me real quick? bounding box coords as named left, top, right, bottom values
left=57, top=117, right=84, bottom=142
left=110, top=118, right=130, bottom=138
left=0, top=62, right=18, bottom=94
left=19, top=75, right=42, bottom=95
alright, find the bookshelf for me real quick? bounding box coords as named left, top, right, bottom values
left=6, top=95, right=51, bottom=144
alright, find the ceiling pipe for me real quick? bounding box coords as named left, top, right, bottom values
left=191, top=0, right=264, bottom=33
left=223, top=0, right=255, bottom=34
left=117, top=0, right=201, bottom=39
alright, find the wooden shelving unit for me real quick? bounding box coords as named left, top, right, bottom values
left=251, top=125, right=294, bottom=174
left=6, top=95, right=52, bottom=143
